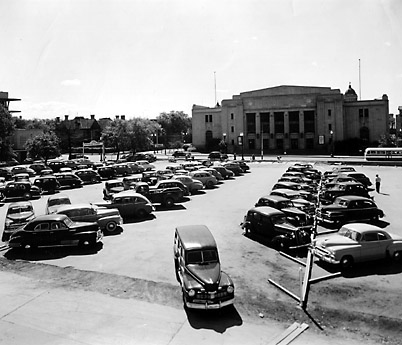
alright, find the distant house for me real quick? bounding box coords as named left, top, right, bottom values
left=55, top=114, right=102, bottom=151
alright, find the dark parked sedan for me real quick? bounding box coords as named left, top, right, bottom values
left=75, top=169, right=101, bottom=184
left=33, top=176, right=61, bottom=194
left=0, top=181, right=42, bottom=200
left=7, top=214, right=103, bottom=250
left=55, top=173, right=84, bottom=188
left=97, top=166, right=117, bottom=179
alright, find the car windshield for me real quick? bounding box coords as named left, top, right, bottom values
left=186, top=249, right=218, bottom=264
left=338, top=228, right=361, bottom=241
left=8, top=205, right=32, bottom=214
left=48, top=198, right=71, bottom=207
left=271, top=215, right=288, bottom=225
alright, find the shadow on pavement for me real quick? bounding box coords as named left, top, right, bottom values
left=185, top=305, right=243, bottom=333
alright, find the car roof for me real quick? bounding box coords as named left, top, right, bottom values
left=248, top=206, right=284, bottom=216
left=56, top=203, right=94, bottom=212
left=8, top=201, right=33, bottom=208
left=336, top=195, right=371, bottom=201
left=175, top=225, right=217, bottom=250
left=31, top=214, right=69, bottom=222
left=259, top=195, right=290, bottom=202
left=47, top=194, right=70, bottom=201
left=339, top=223, right=382, bottom=233
left=112, top=190, right=148, bottom=198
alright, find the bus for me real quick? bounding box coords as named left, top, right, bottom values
left=364, top=147, right=402, bottom=161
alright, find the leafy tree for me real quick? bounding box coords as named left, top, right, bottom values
left=25, top=132, right=60, bottom=164
left=129, top=118, right=159, bottom=152
left=156, top=111, right=191, bottom=137
left=0, top=104, right=15, bottom=161
left=101, top=119, right=132, bottom=160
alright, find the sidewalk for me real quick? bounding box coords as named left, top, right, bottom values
left=0, top=270, right=368, bottom=345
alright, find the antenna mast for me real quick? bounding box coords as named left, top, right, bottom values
left=358, top=59, right=361, bottom=100
left=214, top=71, right=217, bottom=106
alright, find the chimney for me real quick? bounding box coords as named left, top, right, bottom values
left=121, top=115, right=126, bottom=120
left=56, top=117, right=60, bottom=122
left=65, top=115, right=69, bottom=121
left=90, top=114, right=95, bottom=120
left=116, top=115, right=120, bottom=120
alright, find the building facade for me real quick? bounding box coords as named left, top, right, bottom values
left=192, top=85, right=389, bottom=155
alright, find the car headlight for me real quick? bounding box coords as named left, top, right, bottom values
left=5, top=219, right=13, bottom=226
left=188, top=289, right=196, bottom=297
left=227, top=286, right=234, bottom=294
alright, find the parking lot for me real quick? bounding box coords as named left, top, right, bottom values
left=1, top=158, right=402, bottom=344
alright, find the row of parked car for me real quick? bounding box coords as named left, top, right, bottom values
left=241, top=162, right=402, bottom=270
left=1, top=157, right=251, bottom=255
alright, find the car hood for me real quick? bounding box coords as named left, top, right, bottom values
left=109, top=186, right=124, bottom=193
left=7, top=212, right=34, bottom=221
left=316, top=235, right=356, bottom=248
left=96, top=207, right=120, bottom=217
left=186, top=262, right=221, bottom=290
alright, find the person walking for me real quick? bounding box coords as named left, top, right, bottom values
left=375, top=174, right=381, bottom=193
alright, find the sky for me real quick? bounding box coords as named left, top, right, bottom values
left=1, top=0, right=402, bottom=120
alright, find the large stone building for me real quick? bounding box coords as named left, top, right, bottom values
left=192, top=84, right=389, bottom=155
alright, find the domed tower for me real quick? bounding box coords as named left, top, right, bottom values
left=344, top=82, right=358, bottom=102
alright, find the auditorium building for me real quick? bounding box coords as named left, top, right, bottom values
left=192, top=84, right=389, bottom=155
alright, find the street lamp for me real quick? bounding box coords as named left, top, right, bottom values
left=240, top=132, right=244, bottom=160
left=330, top=130, right=334, bottom=157
left=222, top=133, right=226, bottom=153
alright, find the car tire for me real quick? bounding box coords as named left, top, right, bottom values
left=164, top=197, right=174, bottom=208
left=392, top=251, right=402, bottom=262
left=206, top=180, right=214, bottom=189
left=23, top=192, right=31, bottom=200
left=137, top=209, right=147, bottom=218
left=104, top=221, right=117, bottom=234
left=340, top=255, right=354, bottom=270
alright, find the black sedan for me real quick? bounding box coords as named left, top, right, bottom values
left=0, top=181, right=42, bottom=200
left=7, top=214, right=103, bottom=250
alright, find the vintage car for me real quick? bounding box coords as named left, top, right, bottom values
left=188, top=171, right=218, bottom=189
left=33, top=175, right=61, bottom=194
left=222, top=162, right=243, bottom=176
left=56, top=203, right=123, bottom=234
left=13, top=173, right=30, bottom=182
left=210, top=165, right=234, bottom=179
left=199, top=167, right=223, bottom=181
left=103, top=180, right=125, bottom=200
left=45, top=194, right=72, bottom=214
left=151, top=179, right=189, bottom=196
left=97, top=166, right=117, bottom=180
left=319, top=181, right=372, bottom=205
left=171, top=175, right=204, bottom=194
left=317, top=195, right=384, bottom=227
left=241, top=206, right=311, bottom=250
left=314, top=223, right=402, bottom=269
left=97, top=190, right=155, bottom=218
left=136, top=160, right=155, bottom=171
left=111, top=163, right=132, bottom=177
left=54, top=173, right=84, bottom=188
left=29, top=163, right=49, bottom=175
left=10, top=165, right=36, bottom=177
left=337, top=172, right=372, bottom=187
left=7, top=214, right=103, bottom=250
left=0, top=181, right=42, bottom=201
left=270, top=189, right=316, bottom=212
left=122, top=176, right=142, bottom=190
left=48, top=160, right=67, bottom=173
left=74, top=169, right=101, bottom=184
left=174, top=225, right=235, bottom=310
left=2, top=201, right=35, bottom=242
left=230, top=160, right=250, bottom=173
left=126, top=162, right=145, bottom=174
left=255, top=195, right=313, bottom=226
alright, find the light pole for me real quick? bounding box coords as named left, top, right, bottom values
left=222, top=132, right=226, bottom=153
left=330, top=130, right=334, bottom=157
left=240, top=132, right=244, bottom=160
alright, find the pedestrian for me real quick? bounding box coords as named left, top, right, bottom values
left=375, top=174, right=381, bottom=193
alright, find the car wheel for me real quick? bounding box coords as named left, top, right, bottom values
left=206, top=180, right=214, bottom=189
left=23, top=192, right=31, bottom=200
left=91, top=177, right=97, bottom=183
left=340, top=255, right=354, bottom=270
left=164, top=197, right=174, bottom=208
left=137, top=209, right=147, bottom=218
left=392, top=251, right=402, bottom=262
left=104, top=221, right=117, bottom=234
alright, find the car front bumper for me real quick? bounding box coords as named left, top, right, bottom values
left=185, top=297, right=234, bottom=310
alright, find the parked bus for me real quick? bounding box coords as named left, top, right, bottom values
left=364, top=147, right=402, bottom=161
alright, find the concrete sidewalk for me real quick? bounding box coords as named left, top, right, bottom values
left=0, top=270, right=368, bottom=345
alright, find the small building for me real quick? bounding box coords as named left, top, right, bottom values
left=0, top=91, right=21, bottom=113
left=192, top=84, right=389, bottom=155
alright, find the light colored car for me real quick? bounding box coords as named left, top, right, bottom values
left=2, top=201, right=35, bottom=242
left=172, top=175, right=204, bottom=194
left=315, top=223, right=402, bottom=269
left=136, top=160, right=155, bottom=171
left=45, top=194, right=72, bottom=214
left=56, top=203, right=123, bottom=234
left=103, top=180, right=125, bottom=200
left=188, top=171, right=218, bottom=189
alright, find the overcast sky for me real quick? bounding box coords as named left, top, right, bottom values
left=1, top=0, right=401, bottom=120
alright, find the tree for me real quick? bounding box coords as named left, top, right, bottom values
left=101, top=119, right=132, bottom=160
left=0, top=104, right=15, bottom=161
left=25, top=132, right=61, bottom=164
left=156, top=111, right=191, bottom=138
